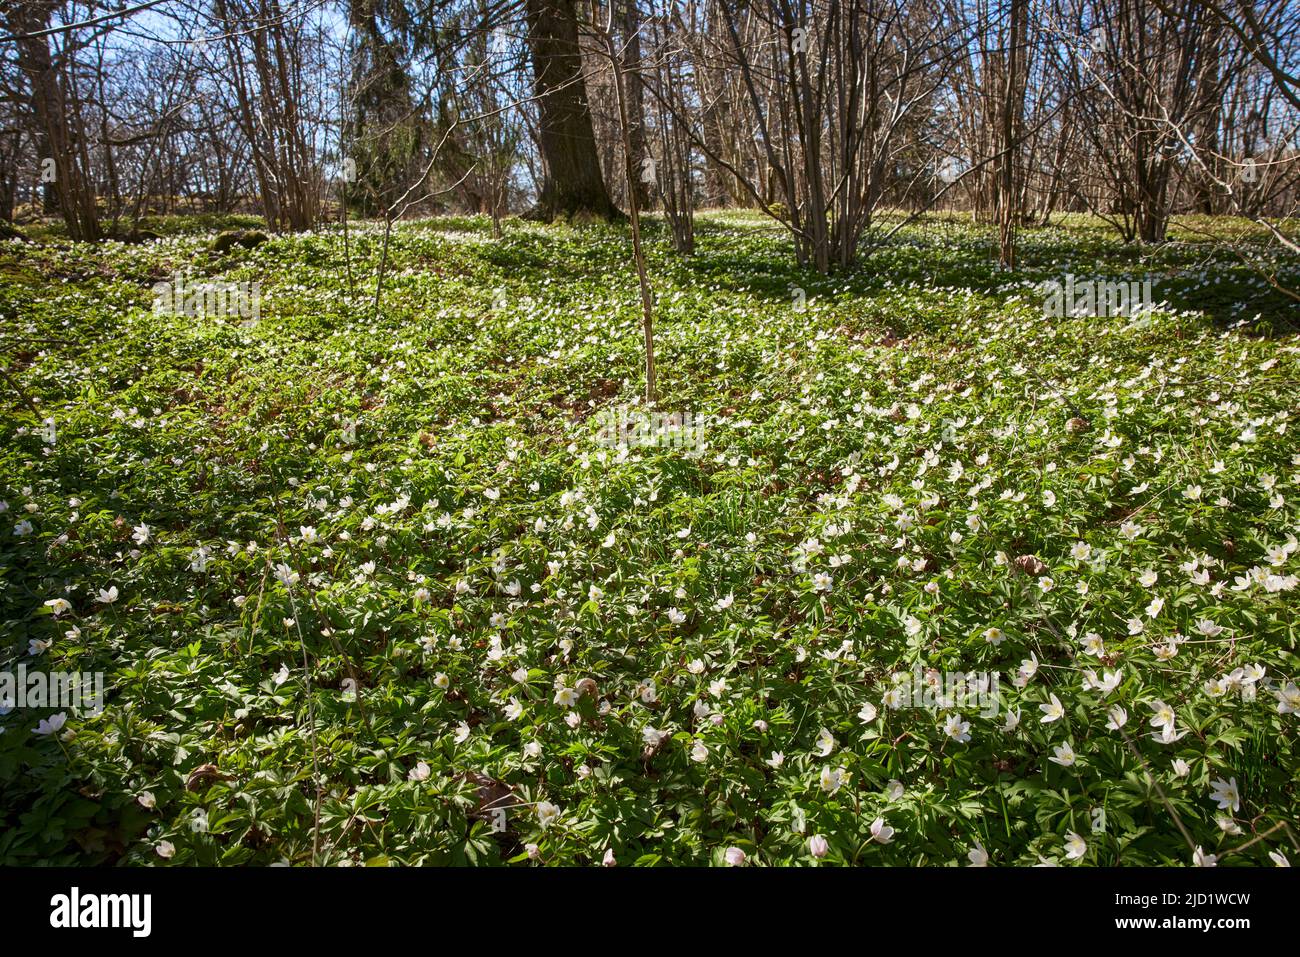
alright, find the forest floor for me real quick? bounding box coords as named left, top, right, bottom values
left=2, top=211, right=1298, bottom=865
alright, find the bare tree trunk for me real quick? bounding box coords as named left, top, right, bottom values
left=216, top=0, right=320, bottom=231
left=596, top=2, right=656, bottom=402
left=11, top=0, right=100, bottom=241
left=997, top=0, right=1028, bottom=267
left=524, top=0, right=621, bottom=222
left=623, top=0, right=650, bottom=209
